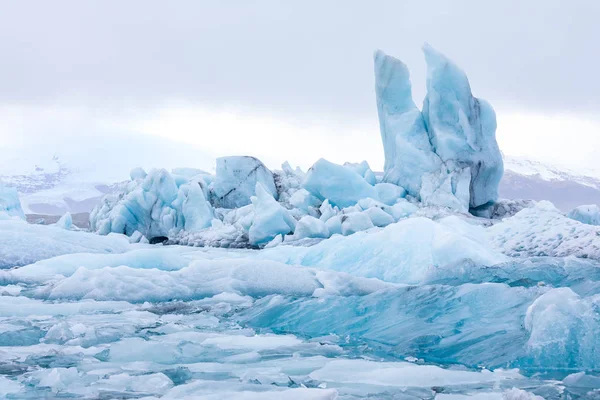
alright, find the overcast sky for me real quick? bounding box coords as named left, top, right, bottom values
left=1, top=0, right=599, bottom=175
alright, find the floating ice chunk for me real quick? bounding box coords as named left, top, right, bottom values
left=319, top=199, right=338, bottom=222
left=343, top=160, right=370, bottom=176
left=203, top=332, right=302, bottom=350
left=341, top=204, right=361, bottom=215
left=91, top=168, right=217, bottom=239
left=0, top=376, right=22, bottom=396
left=344, top=161, right=377, bottom=185
left=294, top=216, right=329, bottom=239
left=325, top=215, right=342, bottom=236
left=90, top=169, right=181, bottom=237
left=128, top=230, right=146, bottom=243
left=341, top=212, right=374, bottom=236
left=375, top=182, right=406, bottom=206
left=309, top=359, right=521, bottom=388
left=264, top=234, right=283, bottom=248
left=224, top=204, right=254, bottom=230
left=364, top=207, right=395, bottom=227
left=143, top=168, right=179, bottom=204
left=262, top=216, right=506, bottom=284
left=44, top=258, right=393, bottom=302
left=562, top=372, right=600, bottom=390
left=98, top=372, right=173, bottom=395
left=364, top=169, right=377, bottom=185
left=2, top=247, right=189, bottom=284
left=0, top=218, right=130, bottom=269
left=289, top=188, right=321, bottom=212
left=275, top=161, right=306, bottom=207
left=502, top=388, right=545, bottom=400
left=55, top=212, right=73, bottom=230
left=0, top=184, right=25, bottom=219
left=211, top=156, right=277, bottom=209
left=567, top=204, right=600, bottom=226
left=356, top=197, right=387, bottom=210
left=182, top=182, right=214, bottom=232
left=389, top=198, right=418, bottom=220
left=0, top=295, right=133, bottom=317
left=130, top=166, right=147, bottom=180
left=524, top=287, right=600, bottom=369
left=435, top=388, right=543, bottom=399
left=35, top=367, right=81, bottom=393
left=162, top=386, right=338, bottom=400
left=46, top=262, right=313, bottom=301
left=249, top=183, right=296, bottom=246
left=304, top=159, right=379, bottom=208
left=421, top=43, right=503, bottom=210
left=0, top=376, right=23, bottom=397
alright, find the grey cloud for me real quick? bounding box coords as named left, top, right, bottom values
left=1, top=0, right=599, bottom=119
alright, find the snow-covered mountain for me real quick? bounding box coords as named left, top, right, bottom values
left=0, top=155, right=116, bottom=214
left=500, top=156, right=600, bottom=211
left=0, top=134, right=216, bottom=215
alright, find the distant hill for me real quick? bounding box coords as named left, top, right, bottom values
left=500, top=156, right=600, bottom=211
left=0, top=134, right=215, bottom=215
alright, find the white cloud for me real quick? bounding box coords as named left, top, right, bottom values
left=3, top=104, right=600, bottom=180
left=130, top=104, right=382, bottom=171
left=496, top=110, right=600, bottom=171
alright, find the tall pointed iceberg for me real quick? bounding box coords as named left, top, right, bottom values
left=374, top=44, right=503, bottom=213
left=421, top=44, right=503, bottom=211
left=374, top=50, right=441, bottom=197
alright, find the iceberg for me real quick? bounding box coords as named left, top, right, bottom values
left=374, top=44, right=503, bottom=213
left=261, top=215, right=505, bottom=284
left=288, top=188, right=320, bottom=213
left=340, top=212, right=375, bottom=236
left=422, top=43, right=504, bottom=211
left=210, top=156, right=278, bottom=209
left=567, top=204, right=600, bottom=225
left=374, top=182, right=406, bottom=206
left=90, top=168, right=215, bottom=240
left=524, top=287, right=600, bottom=370
left=248, top=183, right=296, bottom=246
left=303, top=158, right=379, bottom=208
left=0, top=184, right=25, bottom=219
left=90, top=168, right=181, bottom=238
left=363, top=206, right=395, bottom=227
left=343, top=160, right=377, bottom=185
left=182, top=182, right=214, bottom=232
left=293, top=216, right=329, bottom=240
left=129, top=166, right=147, bottom=180
left=55, top=212, right=73, bottom=230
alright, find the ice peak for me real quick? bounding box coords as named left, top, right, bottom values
left=374, top=49, right=416, bottom=113
left=375, top=44, right=503, bottom=213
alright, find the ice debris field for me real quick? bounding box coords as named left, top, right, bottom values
left=1, top=45, right=600, bottom=399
